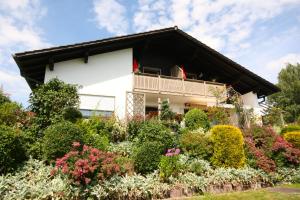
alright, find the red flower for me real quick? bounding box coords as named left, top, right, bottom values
left=72, top=141, right=81, bottom=148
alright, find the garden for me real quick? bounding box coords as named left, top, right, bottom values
left=0, top=75, right=300, bottom=199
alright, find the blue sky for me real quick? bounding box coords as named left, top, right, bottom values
left=0, top=0, right=300, bottom=106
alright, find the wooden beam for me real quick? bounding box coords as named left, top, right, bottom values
left=84, top=51, right=89, bottom=63
left=49, top=58, right=54, bottom=71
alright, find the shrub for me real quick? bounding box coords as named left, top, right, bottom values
left=184, top=108, right=209, bottom=131
left=83, top=132, right=110, bottom=151
left=43, top=121, right=85, bottom=161
left=159, top=148, right=181, bottom=181
left=110, top=120, right=127, bottom=142
left=0, top=158, right=69, bottom=199
left=272, top=136, right=300, bottom=167
left=29, top=78, right=79, bottom=130
left=53, top=143, right=124, bottom=188
left=0, top=102, right=22, bottom=127
left=244, top=137, right=276, bottom=172
left=62, top=107, right=82, bottom=123
left=0, top=88, right=10, bottom=105
left=0, top=125, right=26, bottom=174
left=133, top=141, right=163, bottom=174
left=243, top=125, right=276, bottom=156
left=179, top=128, right=212, bottom=160
left=284, top=131, right=300, bottom=149
left=108, top=141, right=134, bottom=157
left=210, top=125, right=245, bottom=168
left=127, top=116, right=144, bottom=141
left=281, top=125, right=300, bottom=135
left=160, top=100, right=175, bottom=121
left=136, top=120, right=175, bottom=150
left=207, top=106, right=230, bottom=125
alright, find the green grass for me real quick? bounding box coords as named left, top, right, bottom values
left=186, top=184, right=300, bottom=200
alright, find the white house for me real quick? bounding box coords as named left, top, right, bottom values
left=13, top=27, right=279, bottom=120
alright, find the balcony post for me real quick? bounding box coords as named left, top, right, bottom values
left=204, top=81, right=207, bottom=97
left=158, top=75, right=161, bottom=93
left=182, top=78, right=185, bottom=95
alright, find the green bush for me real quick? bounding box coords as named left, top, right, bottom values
left=160, top=100, right=175, bottom=121
left=0, top=102, right=22, bottom=126
left=83, top=132, right=110, bottom=151
left=210, top=125, right=246, bottom=168
left=281, top=125, right=300, bottom=135
left=29, top=78, right=79, bottom=130
left=0, top=88, right=10, bottom=105
left=159, top=154, right=181, bottom=181
left=127, top=117, right=144, bottom=141
left=284, top=131, right=300, bottom=149
left=179, top=128, right=212, bottom=160
left=0, top=125, right=26, bottom=174
left=136, top=120, right=175, bottom=150
left=62, top=107, right=82, bottom=123
left=206, top=106, right=230, bottom=125
left=133, top=141, right=163, bottom=174
left=184, top=108, right=210, bottom=131
left=42, top=121, right=85, bottom=161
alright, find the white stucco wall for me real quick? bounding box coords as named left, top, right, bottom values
left=241, top=91, right=263, bottom=116
left=44, top=48, right=133, bottom=119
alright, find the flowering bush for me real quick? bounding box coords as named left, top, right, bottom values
left=53, top=142, right=124, bottom=187
left=271, top=136, right=300, bottom=167
left=244, top=137, right=276, bottom=173
left=159, top=148, right=182, bottom=181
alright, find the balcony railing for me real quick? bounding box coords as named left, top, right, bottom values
left=133, top=73, right=226, bottom=98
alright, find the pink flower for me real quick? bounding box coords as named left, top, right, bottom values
left=72, top=141, right=81, bottom=148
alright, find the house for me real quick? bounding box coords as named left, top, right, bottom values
left=13, top=26, right=279, bottom=120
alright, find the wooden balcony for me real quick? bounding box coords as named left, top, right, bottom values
left=133, top=73, right=226, bottom=98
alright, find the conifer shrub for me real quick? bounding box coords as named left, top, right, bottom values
left=184, top=108, right=210, bottom=131
left=133, top=141, right=163, bottom=174
left=284, top=131, right=300, bottom=149
left=281, top=125, right=300, bottom=135
left=0, top=125, right=26, bottom=174
left=210, top=125, right=245, bottom=168
left=43, top=121, right=84, bottom=161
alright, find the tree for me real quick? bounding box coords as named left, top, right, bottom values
left=29, top=78, right=79, bottom=131
left=160, top=100, right=174, bottom=121
left=269, top=63, right=300, bottom=123
left=0, top=87, right=10, bottom=105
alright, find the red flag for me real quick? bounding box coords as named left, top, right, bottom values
left=181, top=65, right=187, bottom=80
left=133, top=58, right=139, bottom=73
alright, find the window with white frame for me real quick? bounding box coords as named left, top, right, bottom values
left=79, top=94, right=115, bottom=118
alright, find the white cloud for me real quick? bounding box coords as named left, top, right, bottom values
left=0, top=0, right=50, bottom=105
left=131, top=0, right=300, bottom=51
left=266, top=53, right=300, bottom=70
left=93, top=0, right=129, bottom=35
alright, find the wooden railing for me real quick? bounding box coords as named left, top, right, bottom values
left=133, top=73, right=226, bottom=97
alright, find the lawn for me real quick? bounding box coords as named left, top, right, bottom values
left=187, top=184, right=300, bottom=200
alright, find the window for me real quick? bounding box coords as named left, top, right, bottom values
left=79, top=94, right=115, bottom=118
left=79, top=109, right=113, bottom=118
left=143, top=67, right=161, bottom=75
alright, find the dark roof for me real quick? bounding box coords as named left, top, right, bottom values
left=13, top=26, right=279, bottom=96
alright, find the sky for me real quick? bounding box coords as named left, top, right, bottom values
left=0, top=0, right=300, bottom=107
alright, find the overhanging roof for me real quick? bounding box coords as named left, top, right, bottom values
left=13, top=26, right=279, bottom=97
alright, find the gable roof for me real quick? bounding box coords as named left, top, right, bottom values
left=13, top=26, right=279, bottom=97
